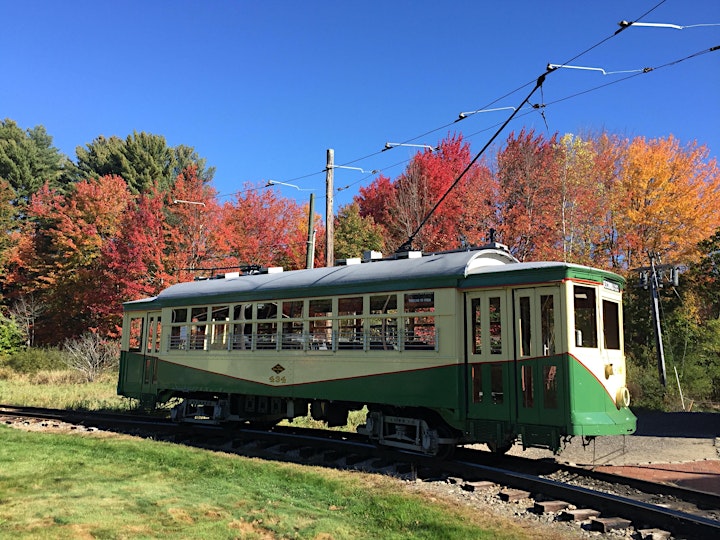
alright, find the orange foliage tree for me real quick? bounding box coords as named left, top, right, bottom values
left=610, top=135, right=720, bottom=270
left=17, top=175, right=133, bottom=340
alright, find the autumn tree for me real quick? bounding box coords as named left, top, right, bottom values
left=74, top=131, right=215, bottom=194
left=94, top=189, right=171, bottom=335
left=218, top=185, right=311, bottom=270
left=554, top=133, right=614, bottom=265
left=494, top=129, right=563, bottom=261
left=164, top=166, right=223, bottom=282
left=356, top=134, right=496, bottom=253
left=17, top=175, right=132, bottom=341
left=0, top=178, right=16, bottom=295
left=334, top=202, right=385, bottom=259
left=610, top=135, right=720, bottom=270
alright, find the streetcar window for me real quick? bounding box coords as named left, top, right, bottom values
left=540, top=295, right=555, bottom=356
left=209, top=306, right=229, bottom=350
left=491, top=363, right=504, bottom=404
left=370, top=294, right=398, bottom=349
left=189, top=307, right=207, bottom=350
left=472, top=298, right=482, bottom=354
left=338, top=296, right=363, bottom=349
left=309, top=298, right=332, bottom=350
left=404, top=292, right=435, bottom=350
left=489, top=297, right=502, bottom=355
left=128, top=317, right=143, bottom=352
left=519, top=297, right=532, bottom=357
left=231, top=304, right=252, bottom=350
left=281, top=300, right=304, bottom=350
left=172, top=308, right=188, bottom=323
left=256, top=302, right=278, bottom=350
left=212, top=306, right=229, bottom=321
left=338, top=296, right=363, bottom=316
left=146, top=319, right=155, bottom=352
left=603, top=300, right=621, bottom=350
left=282, top=300, right=303, bottom=319
left=574, top=286, right=598, bottom=348
left=169, top=325, right=187, bottom=350
left=154, top=317, right=162, bottom=352
left=543, top=365, right=558, bottom=409
left=191, top=307, right=208, bottom=321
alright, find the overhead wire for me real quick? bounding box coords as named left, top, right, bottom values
left=220, top=0, right=714, bottom=208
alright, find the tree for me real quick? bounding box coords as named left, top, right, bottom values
left=495, top=129, right=562, bottom=261
left=74, top=131, right=215, bottom=194
left=164, top=166, right=223, bottom=282
left=94, top=189, right=172, bottom=336
left=356, top=134, right=495, bottom=253
left=8, top=294, right=45, bottom=347
left=0, top=118, right=72, bottom=206
left=218, top=185, right=310, bottom=269
left=0, top=178, right=16, bottom=294
left=556, top=134, right=608, bottom=265
left=16, top=175, right=133, bottom=342
left=334, top=202, right=385, bottom=259
left=611, top=136, right=720, bottom=270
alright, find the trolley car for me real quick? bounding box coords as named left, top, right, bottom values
left=117, top=243, right=636, bottom=455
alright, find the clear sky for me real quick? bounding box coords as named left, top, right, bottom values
left=2, top=1, right=718, bottom=221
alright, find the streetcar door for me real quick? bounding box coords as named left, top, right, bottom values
left=466, top=291, right=511, bottom=421
left=513, top=287, right=564, bottom=426
left=141, top=311, right=162, bottom=395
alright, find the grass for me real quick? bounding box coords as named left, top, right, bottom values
left=0, top=369, right=134, bottom=411
left=0, top=425, right=544, bottom=540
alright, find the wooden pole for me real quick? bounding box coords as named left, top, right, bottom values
left=325, top=149, right=334, bottom=267
left=305, top=193, right=315, bottom=269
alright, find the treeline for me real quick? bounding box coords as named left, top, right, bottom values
left=1, top=118, right=719, bottom=409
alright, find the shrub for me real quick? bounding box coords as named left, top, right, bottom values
left=4, top=347, right=68, bottom=374
left=63, top=333, right=120, bottom=382
left=0, top=314, right=24, bottom=356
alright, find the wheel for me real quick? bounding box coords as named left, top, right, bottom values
left=433, top=425, right=456, bottom=460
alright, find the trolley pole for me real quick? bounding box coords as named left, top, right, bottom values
left=325, top=149, right=334, bottom=267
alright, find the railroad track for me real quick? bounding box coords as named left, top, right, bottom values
left=3, top=404, right=719, bottom=538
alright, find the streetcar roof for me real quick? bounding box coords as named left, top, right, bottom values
left=123, top=248, right=625, bottom=311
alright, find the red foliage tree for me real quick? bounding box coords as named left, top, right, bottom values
left=356, top=134, right=496, bottom=252
left=495, top=129, right=562, bottom=261
left=93, top=189, right=171, bottom=336
left=218, top=184, right=311, bottom=270
left=19, top=175, right=132, bottom=341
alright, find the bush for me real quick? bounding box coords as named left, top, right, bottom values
left=4, top=347, right=68, bottom=374
left=0, top=314, right=24, bottom=356
left=63, top=333, right=120, bottom=382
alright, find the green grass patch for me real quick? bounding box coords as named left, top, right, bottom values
left=0, top=370, right=134, bottom=411
left=0, top=425, right=537, bottom=539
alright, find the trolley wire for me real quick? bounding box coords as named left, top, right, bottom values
left=220, top=0, right=716, bottom=205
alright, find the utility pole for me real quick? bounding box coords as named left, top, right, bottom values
left=305, top=193, right=315, bottom=269
left=638, top=252, right=681, bottom=387
left=649, top=253, right=667, bottom=387
left=325, top=149, right=334, bottom=267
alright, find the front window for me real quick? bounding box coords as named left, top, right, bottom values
left=574, top=285, right=598, bottom=348
left=603, top=300, right=621, bottom=350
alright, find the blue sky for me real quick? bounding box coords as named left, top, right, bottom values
left=2, top=1, right=718, bottom=220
